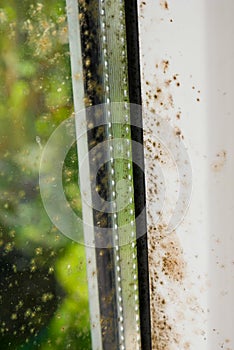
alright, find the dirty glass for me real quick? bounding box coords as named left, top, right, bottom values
left=0, top=1, right=91, bottom=348
left=0, top=0, right=152, bottom=349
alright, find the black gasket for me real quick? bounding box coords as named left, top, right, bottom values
left=125, top=1, right=152, bottom=349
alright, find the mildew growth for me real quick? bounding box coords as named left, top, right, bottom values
left=23, top=4, right=68, bottom=59
left=148, top=225, right=186, bottom=349
left=143, top=60, right=183, bottom=122
left=138, top=3, right=207, bottom=346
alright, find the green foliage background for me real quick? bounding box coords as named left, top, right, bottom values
left=0, top=1, right=91, bottom=348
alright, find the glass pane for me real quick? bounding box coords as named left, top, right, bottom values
left=0, top=1, right=91, bottom=348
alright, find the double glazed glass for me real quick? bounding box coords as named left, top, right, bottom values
left=0, top=1, right=150, bottom=349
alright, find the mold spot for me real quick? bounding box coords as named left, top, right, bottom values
left=211, top=150, right=227, bottom=172
left=160, top=1, right=169, bottom=10
left=174, top=126, right=182, bottom=137
left=162, top=60, right=169, bottom=73
left=165, top=79, right=172, bottom=86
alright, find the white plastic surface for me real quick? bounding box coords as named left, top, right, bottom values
left=138, top=1, right=234, bottom=349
